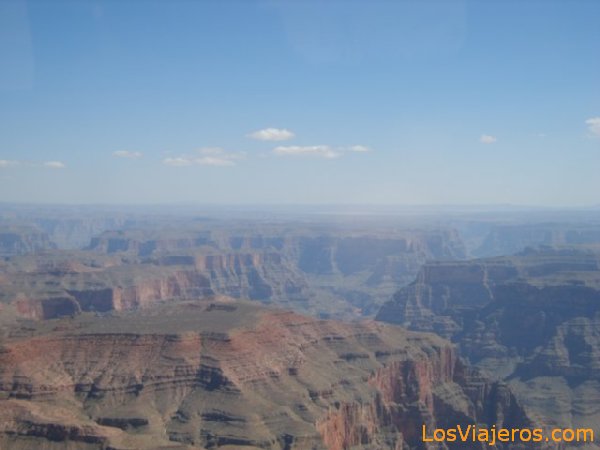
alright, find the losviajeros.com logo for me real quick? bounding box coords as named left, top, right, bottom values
left=422, top=424, right=594, bottom=445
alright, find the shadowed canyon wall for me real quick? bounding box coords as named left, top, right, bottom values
left=376, top=247, right=600, bottom=448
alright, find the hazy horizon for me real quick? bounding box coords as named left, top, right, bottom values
left=2, top=201, right=600, bottom=216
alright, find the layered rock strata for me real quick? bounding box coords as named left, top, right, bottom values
left=0, top=227, right=466, bottom=320
left=376, top=247, right=600, bottom=447
left=0, top=301, right=535, bottom=450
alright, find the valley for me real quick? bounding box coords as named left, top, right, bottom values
left=2, top=206, right=600, bottom=449
left=0, top=300, right=534, bottom=450
left=376, top=247, right=600, bottom=445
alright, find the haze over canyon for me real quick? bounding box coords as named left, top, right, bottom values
left=1, top=205, right=600, bottom=449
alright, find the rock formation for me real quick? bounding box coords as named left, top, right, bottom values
left=0, top=226, right=466, bottom=321
left=0, top=226, right=55, bottom=256
left=0, top=301, right=535, bottom=449
left=474, top=224, right=600, bottom=257
left=376, top=247, right=600, bottom=446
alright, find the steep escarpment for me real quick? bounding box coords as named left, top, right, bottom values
left=0, top=226, right=55, bottom=256
left=0, top=301, right=535, bottom=450
left=474, top=223, right=600, bottom=257
left=1, top=250, right=307, bottom=321
left=30, top=216, right=137, bottom=249
left=376, top=247, right=600, bottom=343
left=376, top=247, right=600, bottom=444
left=89, top=227, right=466, bottom=268
left=87, top=226, right=466, bottom=316
left=1, top=225, right=466, bottom=321
left=0, top=207, right=148, bottom=250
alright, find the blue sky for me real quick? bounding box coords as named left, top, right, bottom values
left=0, top=0, right=599, bottom=205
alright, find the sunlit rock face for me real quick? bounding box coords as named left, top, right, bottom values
left=0, top=301, right=535, bottom=450
left=1, top=226, right=466, bottom=321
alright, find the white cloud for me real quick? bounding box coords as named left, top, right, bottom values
left=273, top=145, right=342, bottom=159
left=348, top=145, right=372, bottom=152
left=43, top=161, right=66, bottom=169
left=480, top=134, right=497, bottom=144
left=272, top=144, right=373, bottom=159
left=163, top=147, right=243, bottom=167
left=163, top=157, right=193, bottom=167
left=585, top=117, right=600, bottom=137
left=247, top=128, right=295, bottom=141
left=196, top=156, right=236, bottom=166
left=113, top=150, right=143, bottom=159
left=0, top=160, right=19, bottom=168
left=196, top=147, right=243, bottom=165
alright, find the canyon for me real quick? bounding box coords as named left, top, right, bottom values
left=0, top=224, right=466, bottom=321
left=0, top=300, right=536, bottom=450
left=376, top=247, right=600, bottom=446
left=3, top=207, right=600, bottom=449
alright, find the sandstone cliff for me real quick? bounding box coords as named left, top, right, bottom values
left=0, top=226, right=466, bottom=321
left=0, top=301, right=534, bottom=450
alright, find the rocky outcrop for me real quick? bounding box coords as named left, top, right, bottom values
left=31, top=216, right=138, bottom=250
left=1, top=226, right=466, bottom=321
left=376, top=247, right=600, bottom=445
left=1, top=250, right=308, bottom=320
left=89, top=227, right=466, bottom=316
left=0, top=301, right=536, bottom=450
left=0, top=226, right=55, bottom=256
left=0, top=206, right=145, bottom=250
left=0, top=400, right=119, bottom=449
left=89, top=228, right=466, bottom=273
left=474, top=224, right=600, bottom=257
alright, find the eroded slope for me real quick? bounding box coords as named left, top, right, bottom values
left=376, top=247, right=600, bottom=447
left=0, top=226, right=465, bottom=321
left=0, top=300, right=531, bottom=450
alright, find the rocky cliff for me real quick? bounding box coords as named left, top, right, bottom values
left=0, top=226, right=466, bottom=321
left=0, top=301, right=535, bottom=450
left=87, top=226, right=466, bottom=316
left=0, top=250, right=308, bottom=321
left=0, top=226, right=55, bottom=256
left=474, top=224, right=600, bottom=257
left=376, top=247, right=600, bottom=446
left=0, top=206, right=148, bottom=250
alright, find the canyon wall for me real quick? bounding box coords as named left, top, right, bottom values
left=0, top=226, right=55, bottom=256
left=376, top=247, right=600, bottom=447
left=0, top=227, right=466, bottom=321
left=0, top=302, right=537, bottom=450
left=474, top=224, right=600, bottom=257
